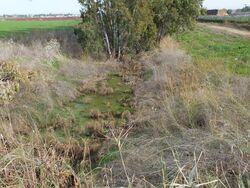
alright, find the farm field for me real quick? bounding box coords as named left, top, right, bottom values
left=0, top=19, right=80, bottom=38
left=198, top=15, right=250, bottom=24
left=176, top=25, right=250, bottom=75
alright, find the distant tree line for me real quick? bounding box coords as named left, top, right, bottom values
left=241, top=5, right=250, bottom=12
left=76, top=0, right=202, bottom=59
left=227, top=5, right=250, bottom=15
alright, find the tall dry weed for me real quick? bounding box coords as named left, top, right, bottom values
left=102, top=39, right=250, bottom=187
left=0, top=39, right=118, bottom=187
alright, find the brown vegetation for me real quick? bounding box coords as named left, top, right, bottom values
left=85, top=121, right=104, bottom=137
left=98, top=82, right=114, bottom=96
left=0, top=39, right=118, bottom=187
left=101, top=39, right=250, bottom=187
left=0, top=34, right=249, bottom=187
left=79, top=81, right=97, bottom=93
left=89, top=109, right=103, bottom=120
left=121, top=110, right=131, bottom=120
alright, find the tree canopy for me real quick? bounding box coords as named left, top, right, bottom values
left=77, top=0, right=202, bottom=59
left=241, top=5, right=250, bottom=12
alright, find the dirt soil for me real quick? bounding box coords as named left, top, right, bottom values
left=199, top=23, right=250, bottom=38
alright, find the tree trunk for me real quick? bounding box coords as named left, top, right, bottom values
left=98, top=8, right=112, bottom=57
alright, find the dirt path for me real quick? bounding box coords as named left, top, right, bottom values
left=199, top=23, right=250, bottom=38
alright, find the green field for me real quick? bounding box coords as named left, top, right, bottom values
left=198, top=15, right=250, bottom=24
left=0, top=20, right=80, bottom=38
left=176, top=26, right=250, bottom=75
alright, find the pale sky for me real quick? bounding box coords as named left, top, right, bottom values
left=0, top=0, right=81, bottom=15
left=0, top=0, right=250, bottom=15
left=203, top=0, right=250, bottom=9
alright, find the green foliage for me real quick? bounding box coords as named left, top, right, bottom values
left=74, top=22, right=104, bottom=58
left=241, top=5, right=250, bottom=12
left=200, top=7, right=208, bottom=15
left=78, top=0, right=202, bottom=58
left=227, top=9, right=233, bottom=15
left=152, top=0, right=202, bottom=42
left=127, top=0, right=157, bottom=54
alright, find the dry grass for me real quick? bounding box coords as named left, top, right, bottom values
left=121, top=110, right=131, bottom=120
left=89, top=109, right=103, bottom=120
left=0, top=128, right=82, bottom=187
left=101, top=38, right=250, bottom=187
left=79, top=81, right=98, bottom=94
left=0, top=61, right=28, bottom=106
left=85, top=121, right=104, bottom=137
left=52, top=116, right=75, bottom=129
left=0, top=38, right=114, bottom=124
left=0, top=35, right=249, bottom=187
left=0, top=39, right=61, bottom=63
left=0, top=39, right=118, bottom=187
left=98, top=82, right=114, bottom=96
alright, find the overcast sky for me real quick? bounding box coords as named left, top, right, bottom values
left=0, top=0, right=81, bottom=15
left=0, top=0, right=250, bottom=15
left=203, top=0, right=250, bottom=9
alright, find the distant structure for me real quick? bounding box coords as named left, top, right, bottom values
left=207, top=9, right=228, bottom=16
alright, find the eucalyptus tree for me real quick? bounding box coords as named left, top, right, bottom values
left=78, top=0, right=202, bottom=58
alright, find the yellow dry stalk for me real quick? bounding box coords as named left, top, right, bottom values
left=0, top=61, right=23, bottom=104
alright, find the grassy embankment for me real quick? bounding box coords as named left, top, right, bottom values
left=176, top=26, right=250, bottom=75
left=107, top=28, right=250, bottom=186
left=0, top=20, right=80, bottom=38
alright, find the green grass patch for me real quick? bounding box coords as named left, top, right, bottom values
left=46, top=74, right=133, bottom=141
left=0, top=20, right=80, bottom=38
left=98, top=145, right=119, bottom=166
left=175, top=26, right=250, bottom=75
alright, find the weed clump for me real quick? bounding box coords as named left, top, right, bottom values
left=102, top=120, right=116, bottom=129
left=88, top=141, right=102, bottom=155
left=79, top=82, right=97, bottom=94
left=0, top=62, right=21, bottom=104
left=52, top=116, right=75, bottom=129
left=104, top=46, right=250, bottom=187
left=89, top=109, right=103, bottom=119
left=121, top=110, right=131, bottom=120
left=85, top=121, right=104, bottom=137
left=98, top=82, right=114, bottom=96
